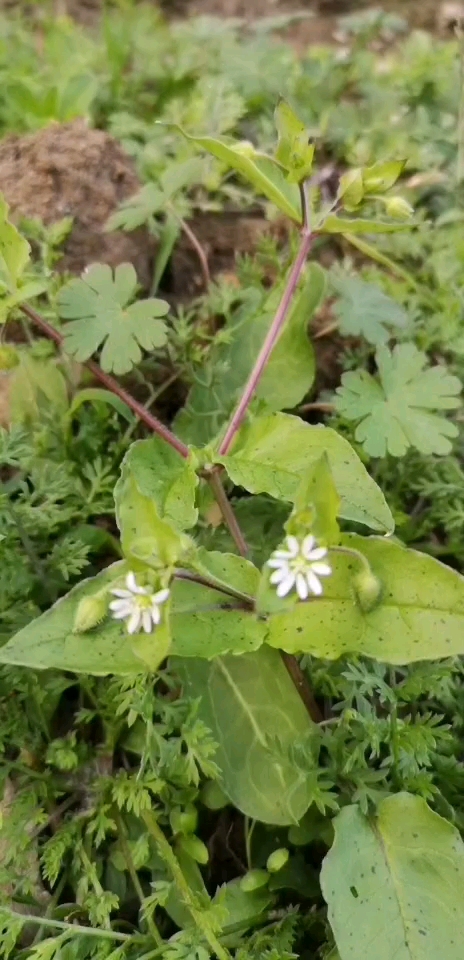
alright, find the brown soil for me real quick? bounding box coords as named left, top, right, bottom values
left=0, top=119, right=155, bottom=287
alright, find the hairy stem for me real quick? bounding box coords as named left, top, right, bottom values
left=174, top=568, right=253, bottom=607
left=141, top=811, right=232, bottom=960
left=206, top=469, right=249, bottom=556
left=5, top=909, right=131, bottom=942
left=20, top=303, right=189, bottom=459
left=218, top=227, right=313, bottom=455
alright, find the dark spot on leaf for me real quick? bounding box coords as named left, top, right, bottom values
left=350, top=886, right=358, bottom=898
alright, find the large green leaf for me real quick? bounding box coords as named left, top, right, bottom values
left=0, top=565, right=265, bottom=675
left=266, top=534, right=464, bottom=663
left=114, top=439, right=198, bottom=567
left=168, top=125, right=301, bottom=221
left=121, top=438, right=199, bottom=531
left=321, top=793, right=464, bottom=960
left=174, top=646, right=314, bottom=825
left=216, top=413, right=393, bottom=532
left=176, top=264, right=324, bottom=446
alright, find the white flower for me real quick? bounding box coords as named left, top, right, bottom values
left=109, top=572, right=169, bottom=635
left=267, top=535, right=332, bottom=600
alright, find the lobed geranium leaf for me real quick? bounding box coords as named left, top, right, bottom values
left=321, top=793, right=464, bottom=960
left=174, top=645, right=314, bottom=825
left=331, top=272, right=407, bottom=345
left=335, top=343, right=461, bottom=457
left=216, top=412, right=393, bottom=532
left=58, top=262, right=169, bottom=374
left=266, top=533, right=464, bottom=664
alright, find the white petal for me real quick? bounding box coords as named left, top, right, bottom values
left=151, top=604, right=161, bottom=625
left=110, top=588, right=132, bottom=599
left=311, top=562, right=331, bottom=577
left=308, top=546, right=328, bottom=562
left=276, top=572, right=296, bottom=597
left=142, top=610, right=153, bottom=633
left=285, top=536, right=300, bottom=557
left=307, top=571, right=323, bottom=596
left=126, top=572, right=147, bottom=595
left=270, top=566, right=290, bottom=584
left=112, top=607, right=131, bottom=620
left=127, top=609, right=142, bottom=634
left=302, top=535, right=316, bottom=558
left=267, top=557, right=288, bottom=569
left=153, top=588, right=170, bottom=605
left=296, top=573, right=309, bottom=600
left=109, top=599, right=133, bottom=613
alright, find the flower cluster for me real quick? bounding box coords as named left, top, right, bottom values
left=109, top=572, right=169, bottom=635
left=267, top=535, right=331, bottom=600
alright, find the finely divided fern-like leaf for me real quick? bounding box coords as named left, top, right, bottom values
left=57, top=263, right=169, bottom=375
left=335, top=343, right=461, bottom=458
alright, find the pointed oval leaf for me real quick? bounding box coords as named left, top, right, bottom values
left=266, top=533, right=464, bottom=663
left=321, top=793, right=464, bottom=960
left=167, top=124, right=301, bottom=221
left=216, top=413, right=393, bottom=533
left=174, top=645, right=314, bottom=825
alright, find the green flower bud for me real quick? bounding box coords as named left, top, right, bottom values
left=353, top=568, right=383, bottom=613
left=178, top=834, right=209, bottom=865
left=200, top=780, right=229, bottom=810
left=234, top=141, right=256, bottom=158
left=266, top=847, right=289, bottom=873
left=384, top=196, right=414, bottom=220
left=73, top=594, right=107, bottom=633
left=0, top=346, right=19, bottom=370
left=239, top=869, right=269, bottom=892
left=170, top=804, right=198, bottom=836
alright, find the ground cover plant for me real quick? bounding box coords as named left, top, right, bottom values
left=2, top=4, right=464, bottom=959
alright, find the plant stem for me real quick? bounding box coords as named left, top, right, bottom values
left=115, top=813, right=163, bottom=946
left=281, top=652, right=323, bottom=722
left=174, top=568, right=253, bottom=607
left=4, top=909, right=131, bottom=942
left=206, top=469, right=249, bottom=556
left=141, top=811, right=232, bottom=960
left=177, top=214, right=211, bottom=289
left=20, top=303, right=189, bottom=459
left=218, top=227, right=313, bottom=455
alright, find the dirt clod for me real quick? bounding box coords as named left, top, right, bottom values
left=0, top=120, right=155, bottom=286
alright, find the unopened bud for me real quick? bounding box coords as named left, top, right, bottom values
left=73, top=594, right=107, bottom=633
left=240, top=869, right=269, bottom=892
left=353, top=568, right=383, bottom=613
left=384, top=196, right=414, bottom=220
left=266, top=848, right=289, bottom=873
left=178, top=835, right=209, bottom=865
left=201, top=780, right=229, bottom=810
left=0, top=346, right=19, bottom=370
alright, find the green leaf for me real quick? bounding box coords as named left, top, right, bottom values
left=0, top=565, right=265, bottom=674
left=213, top=877, right=272, bottom=936
left=335, top=343, right=461, bottom=457
left=266, top=533, right=464, bottom=663
left=168, top=124, right=301, bottom=221
left=58, top=263, right=169, bottom=374
left=9, top=352, right=68, bottom=425
left=120, top=438, right=199, bottom=532
left=322, top=215, right=409, bottom=235
left=290, top=453, right=340, bottom=545
left=176, top=264, right=324, bottom=445
left=321, top=793, right=464, bottom=960
left=363, top=159, right=406, bottom=193
left=173, top=645, right=314, bottom=825
left=188, top=547, right=260, bottom=599
left=216, top=412, right=393, bottom=533
left=274, top=99, right=314, bottom=183
left=0, top=195, right=30, bottom=300
left=114, top=448, right=186, bottom=568
left=331, top=273, right=407, bottom=345
left=66, top=388, right=136, bottom=425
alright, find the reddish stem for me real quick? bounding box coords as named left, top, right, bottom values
left=218, top=228, right=313, bottom=455
left=20, top=303, right=190, bottom=459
